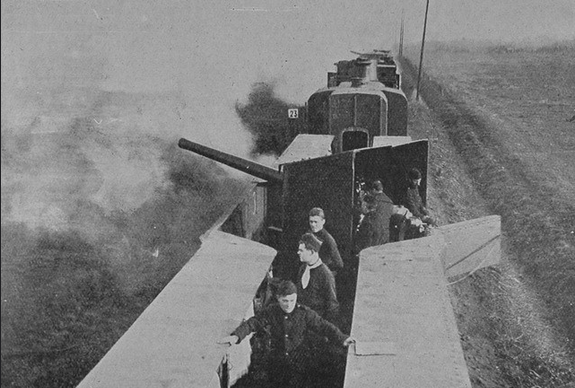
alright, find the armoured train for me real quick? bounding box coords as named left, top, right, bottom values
left=179, top=50, right=426, bottom=280
left=78, top=50, right=500, bottom=388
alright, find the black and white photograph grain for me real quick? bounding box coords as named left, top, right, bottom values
left=1, top=1, right=574, bottom=387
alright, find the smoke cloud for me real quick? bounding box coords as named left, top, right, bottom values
left=235, top=81, right=305, bottom=156
left=1, top=25, right=249, bottom=388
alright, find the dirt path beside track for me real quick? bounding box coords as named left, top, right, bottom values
left=398, top=48, right=575, bottom=387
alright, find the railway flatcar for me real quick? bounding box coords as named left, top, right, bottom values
left=77, top=50, right=500, bottom=388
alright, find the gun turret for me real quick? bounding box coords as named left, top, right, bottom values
left=178, top=138, right=283, bottom=183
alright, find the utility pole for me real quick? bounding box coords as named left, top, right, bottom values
left=398, top=9, right=405, bottom=57
left=416, top=0, right=430, bottom=101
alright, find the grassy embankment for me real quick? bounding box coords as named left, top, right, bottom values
left=399, top=42, right=575, bottom=387
left=1, top=136, right=247, bottom=388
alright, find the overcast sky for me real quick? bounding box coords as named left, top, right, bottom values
left=0, top=0, right=573, bottom=237
left=3, top=0, right=574, bottom=126
left=2, top=0, right=574, bottom=155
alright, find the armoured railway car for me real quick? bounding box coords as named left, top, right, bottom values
left=78, top=51, right=500, bottom=388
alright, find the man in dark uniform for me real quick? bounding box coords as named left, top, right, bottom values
left=296, top=233, right=339, bottom=323
left=354, top=194, right=384, bottom=253
left=308, top=207, right=344, bottom=275
left=365, top=179, right=394, bottom=245
left=403, top=168, right=436, bottom=226
left=218, top=280, right=353, bottom=387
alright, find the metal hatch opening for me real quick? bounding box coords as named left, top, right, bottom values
left=342, top=129, right=369, bottom=152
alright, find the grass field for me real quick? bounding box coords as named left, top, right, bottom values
left=401, top=41, right=575, bottom=387
left=1, top=131, right=249, bottom=387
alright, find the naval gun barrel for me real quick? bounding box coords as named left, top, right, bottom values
left=178, top=138, right=283, bottom=183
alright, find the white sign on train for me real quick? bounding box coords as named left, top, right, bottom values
left=288, top=108, right=298, bottom=119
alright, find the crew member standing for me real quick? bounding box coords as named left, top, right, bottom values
left=365, top=179, right=394, bottom=245
left=296, top=233, right=339, bottom=323
left=308, top=207, right=344, bottom=275
left=403, top=168, right=436, bottom=226
left=354, top=194, right=383, bottom=253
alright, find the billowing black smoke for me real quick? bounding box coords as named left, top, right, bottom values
left=235, top=82, right=306, bottom=156
left=0, top=90, right=247, bottom=387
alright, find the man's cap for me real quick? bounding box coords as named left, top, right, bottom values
left=366, top=180, right=383, bottom=192
left=299, top=232, right=323, bottom=252
left=408, top=168, right=422, bottom=180
left=309, top=207, right=325, bottom=219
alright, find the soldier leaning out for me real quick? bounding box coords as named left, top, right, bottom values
left=218, top=280, right=353, bottom=388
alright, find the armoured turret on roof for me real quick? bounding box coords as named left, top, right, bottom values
left=328, top=49, right=401, bottom=89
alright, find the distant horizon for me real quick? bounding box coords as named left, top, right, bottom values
left=400, top=35, right=575, bottom=50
